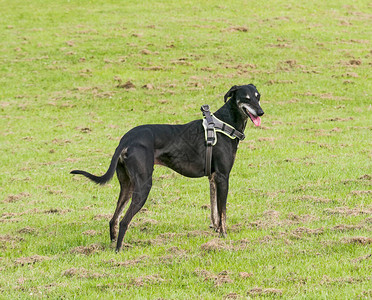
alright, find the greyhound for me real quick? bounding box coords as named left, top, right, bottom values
left=71, top=84, right=264, bottom=252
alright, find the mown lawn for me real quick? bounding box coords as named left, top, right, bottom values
left=0, top=0, right=371, bottom=299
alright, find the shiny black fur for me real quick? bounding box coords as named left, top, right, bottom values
left=71, top=84, right=264, bottom=252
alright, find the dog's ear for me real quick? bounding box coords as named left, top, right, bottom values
left=224, top=85, right=240, bottom=102
left=248, top=83, right=256, bottom=89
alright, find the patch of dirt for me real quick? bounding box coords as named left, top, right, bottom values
left=93, top=213, right=112, bottom=220
left=200, top=67, right=215, bottom=72
left=324, top=207, right=372, bottom=216
left=70, top=243, right=103, bottom=255
left=44, top=208, right=71, bottom=214
left=247, top=287, right=283, bottom=297
left=166, top=246, right=183, bottom=253
left=95, top=91, right=116, bottom=98
left=140, top=49, right=152, bottom=55
left=82, top=230, right=98, bottom=236
left=262, top=210, right=280, bottom=218
left=131, top=238, right=166, bottom=246
left=15, top=255, right=50, bottom=266
left=194, top=269, right=233, bottom=287
left=201, top=204, right=210, bottom=210
left=200, top=239, right=232, bottom=252
left=342, top=72, right=359, bottom=78
left=158, top=232, right=179, bottom=239
left=351, top=254, right=371, bottom=263
left=171, top=58, right=192, bottom=66
left=75, top=86, right=100, bottom=93
left=221, top=63, right=256, bottom=70
left=259, top=235, right=279, bottom=244
left=157, top=254, right=175, bottom=263
left=106, top=255, right=149, bottom=268
left=75, top=126, right=92, bottom=133
left=258, top=137, right=276, bottom=142
left=131, top=32, right=143, bottom=38
left=349, top=59, right=362, bottom=66
left=341, top=237, right=372, bottom=245
left=140, top=66, right=166, bottom=71
left=139, top=218, right=158, bottom=226
left=351, top=190, right=372, bottom=195
left=52, top=138, right=72, bottom=145
left=224, top=293, right=240, bottom=299
left=239, top=272, right=253, bottom=278
left=116, top=80, right=136, bottom=90
left=0, top=217, right=21, bottom=223
left=230, top=223, right=244, bottom=232
left=286, top=212, right=317, bottom=223
left=331, top=224, right=363, bottom=232
left=130, top=274, right=164, bottom=287
left=62, top=267, right=106, bottom=279
left=225, top=26, right=249, bottom=32
left=290, top=227, right=324, bottom=239
left=0, top=234, right=24, bottom=243
left=320, top=275, right=365, bottom=285
left=326, top=117, right=353, bottom=122
left=3, top=192, right=31, bottom=203
left=298, top=195, right=332, bottom=203
left=18, top=227, right=38, bottom=235
left=187, top=230, right=214, bottom=237
left=142, top=83, right=154, bottom=90
left=291, top=227, right=324, bottom=236
left=248, top=220, right=269, bottom=229
left=160, top=247, right=188, bottom=263
left=364, top=217, right=372, bottom=224
left=234, top=238, right=251, bottom=250
left=267, top=80, right=294, bottom=85
left=1, top=212, right=24, bottom=220
left=266, top=43, right=290, bottom=48
left=249, top=210, right=316, bottom=230
left=214, top=272, right=233, bottom=286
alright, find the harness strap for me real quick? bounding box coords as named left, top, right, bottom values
left=213, top=117, right=245, bottom=141
left=201, top=105, right=215, bottom=177
left=200, top=104, right=245, bottom=177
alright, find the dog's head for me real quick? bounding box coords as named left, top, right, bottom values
left=224, top=84, right=264, bottom=126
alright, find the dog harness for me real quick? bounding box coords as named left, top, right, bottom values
left=201, top=105, right=245, bottom=176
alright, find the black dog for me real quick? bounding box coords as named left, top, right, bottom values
left=71, top=84, right=264, bottom=252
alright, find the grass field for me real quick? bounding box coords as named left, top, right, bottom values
left=1, top=0, right=371, bottom=298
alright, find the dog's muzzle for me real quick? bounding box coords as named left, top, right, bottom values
left=240, top=103, right=263, bottom=127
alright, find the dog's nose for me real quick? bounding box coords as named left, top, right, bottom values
left=257, top=110, right=264, bottom=117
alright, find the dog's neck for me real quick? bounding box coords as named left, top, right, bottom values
left=213, top=98, right=247, bottom=134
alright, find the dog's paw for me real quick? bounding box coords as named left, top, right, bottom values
left=219, top=231, right=227, bottom=238
left=109, top=240, right=117, bottom=249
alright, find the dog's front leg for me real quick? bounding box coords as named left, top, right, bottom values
left=209, top=174, right=219, bottom=231
left=215, top=173, right=229, bottom=237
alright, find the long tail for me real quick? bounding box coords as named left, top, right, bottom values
left=70, top=142, right=126, bottom=185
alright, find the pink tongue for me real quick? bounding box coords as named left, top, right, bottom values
left=249, top=112, right=261, bottom=127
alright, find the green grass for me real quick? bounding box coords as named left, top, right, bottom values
left=1, top=0, right=371, bottom=298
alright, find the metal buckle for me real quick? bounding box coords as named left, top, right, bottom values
left=201, top=104, right=210, bottom=113
left=206, top=128, right=215, bottom=146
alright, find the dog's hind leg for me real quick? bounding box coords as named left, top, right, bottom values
left=209, top=174, right=219, bottom=231
left=115, top=176, right=152, bottom=252
left=115, top=146, right=154, bottom=252
left=109, top=163, right=133, bottom=243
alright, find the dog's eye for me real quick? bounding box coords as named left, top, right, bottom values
left=246, top=95, right=250, bottom=100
